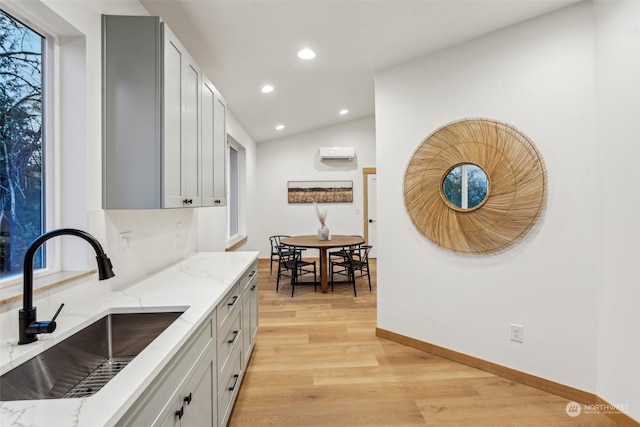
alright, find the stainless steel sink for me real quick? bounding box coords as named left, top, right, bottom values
left=0, top=310, right=184, bottom=401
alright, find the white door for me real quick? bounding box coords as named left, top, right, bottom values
left=367, top=174, right=377, bottom=258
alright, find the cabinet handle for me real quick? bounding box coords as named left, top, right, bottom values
left=227, top=374, right=240, bottom=391
left=227, top=295, right=239, bottom=307
left=250, top=285, right=256, bottom=291
left=227, top=330, right=239, bottom=344
left=183, top=198, right=193, bottom=205
left=184, top=392, right=192, bottom=405
left=175, top=407, right=184, bottom=420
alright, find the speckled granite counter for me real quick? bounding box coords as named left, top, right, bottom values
left=0, top=251, right=258, bottom=427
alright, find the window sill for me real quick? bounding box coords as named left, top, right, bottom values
left=226, top=235, right=248, bottom=252
left=0, top=270, right=97, bottom=306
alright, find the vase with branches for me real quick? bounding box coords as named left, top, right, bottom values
left=315, top=204, right=329, bottom=240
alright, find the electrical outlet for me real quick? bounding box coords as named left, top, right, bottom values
left=119, top=231, right=131, bottom=253
left=510, top=323, right=524, bottom=343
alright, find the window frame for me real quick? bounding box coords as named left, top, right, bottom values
left=226, top=134, right=246, bottom=248
left=0, top=4, right=59, bottom=288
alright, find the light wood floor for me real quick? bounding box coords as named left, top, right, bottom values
left=229, top=259, right=617, bottom=427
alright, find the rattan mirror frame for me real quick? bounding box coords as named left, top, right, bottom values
left=403, top=118, right=546, bottom=254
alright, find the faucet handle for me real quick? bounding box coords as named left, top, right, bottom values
left=51, top=303, right=65, bottom=321
left=25, top=303, right=65, bottom=335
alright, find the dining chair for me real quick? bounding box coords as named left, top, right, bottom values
left=276, top=245, right=317, bottom=297
left=269, top=235, right=294, bottom=275
left=328, top=235, right=363, bottom=267
left=330, top=245, right=372, bottom=297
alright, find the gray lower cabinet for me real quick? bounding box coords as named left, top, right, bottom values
left=116, top=312, right=216, bottom=427
left=117, top=260, right=259, bottom=427
left=242, top=266, right=259, bottom=359
left=216, top=283, right=243, bottom=426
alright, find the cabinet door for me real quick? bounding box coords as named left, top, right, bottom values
left=155, top=343, right=216, bottom=427
left=242, top=290, right=251, bottom=358
left=249, top=278, right=259, bottom=344
left=162, top=24, right=202, bottom=208
left=156, top=396, right=181, bottom=427
left=201, top=78, right=216, bottom=207
left=212, top=93, right=227, bottom=206
left=181, top=345, right=216, bottom=427
left=182, top=53, right=202, bottom=207
left=162, top=24, right=183, bottom=208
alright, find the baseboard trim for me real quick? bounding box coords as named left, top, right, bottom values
left=375, top=327, right=639, bottom=427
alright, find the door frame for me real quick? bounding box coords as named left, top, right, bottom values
left=362, top=167, right=376, bottom=245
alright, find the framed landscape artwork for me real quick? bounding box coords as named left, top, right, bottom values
left=288, top=180, right=353, bottom=203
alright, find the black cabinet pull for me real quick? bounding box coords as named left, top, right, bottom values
left=250, top=285, right=256, bottom=291
left=227, top=330, right=239, bottom=344
left=183, top=198, right=193, bottom=205
left=184, top=392, right=192, bottom=405
left=227, top=295, right=239, bottom=307
left=228, top=374, right=240, bottom=391
left=175, top=407, right=184, bottom=420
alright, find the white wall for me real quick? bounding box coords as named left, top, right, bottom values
left=376, top=0, right=638, bottom=420
left=247, top=116, right=376, bottom=258
left=593, top=0, right=640, bottom=417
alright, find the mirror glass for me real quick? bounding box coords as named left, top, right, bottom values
left=442, top=164, right=489, bottom=210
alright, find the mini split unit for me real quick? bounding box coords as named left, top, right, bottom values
left=319, top=147, right=355, bottom=160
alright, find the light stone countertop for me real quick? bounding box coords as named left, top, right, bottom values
left=0, top=251, right=259, bottom=427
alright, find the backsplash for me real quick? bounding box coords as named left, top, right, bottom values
left=0, top=208, right=198, bottom=344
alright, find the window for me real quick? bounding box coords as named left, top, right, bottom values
left=227, top=135, right=246, bottom=246
left=0, top=9, right=46, bottom=280
left=229, top=145, right=239, bottom=237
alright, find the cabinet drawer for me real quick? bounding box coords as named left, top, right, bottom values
left=241, top=262, right=258, bottom=292
left=217, top=346, right=243, bottom=427
left=216, top=283, right=241, bottom=329
left=216, top=307, right=241, bottom=388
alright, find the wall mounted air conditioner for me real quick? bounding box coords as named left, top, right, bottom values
left=319, top=147, right=355, bottom=160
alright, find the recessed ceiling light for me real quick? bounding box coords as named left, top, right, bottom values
left=261, top=84, right=274, bottom=94
left=276, top=124, right=285, bottom=130
left=297, top=48, right=316, bottom=60
left=339, top=109, right=349, bottom=115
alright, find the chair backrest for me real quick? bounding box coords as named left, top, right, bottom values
left=348, top=245, right=372, bottom=264
left=269, top=235, right=290, bottom=254
left=276, top=244, right=301, bottom=268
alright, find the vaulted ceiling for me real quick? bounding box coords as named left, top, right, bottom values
left=140, top=0, right=581, bottom=143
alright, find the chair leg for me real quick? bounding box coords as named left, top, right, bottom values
left=291, top=270, right=296, bottom=297
left=276, top=262, right=282, bottom=292
left=351, top=267, right=357, bottom=297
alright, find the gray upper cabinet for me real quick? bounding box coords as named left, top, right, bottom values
left=103, top=15, right=218, bottom=209
left=202, top=78, right=227, bottom=207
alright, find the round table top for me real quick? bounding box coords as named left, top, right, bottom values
left=280, top=235, right=364, bottom=249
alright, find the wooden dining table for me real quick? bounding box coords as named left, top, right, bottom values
left=280, top=235, right=365, bottom=293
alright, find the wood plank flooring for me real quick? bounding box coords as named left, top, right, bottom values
left=229, top=259, right=617, bottom=427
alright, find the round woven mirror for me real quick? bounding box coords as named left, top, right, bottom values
left=403, top=118, right=546, bottom=254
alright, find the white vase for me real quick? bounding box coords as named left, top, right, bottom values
left=318, top=225, right=329, bottom=241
